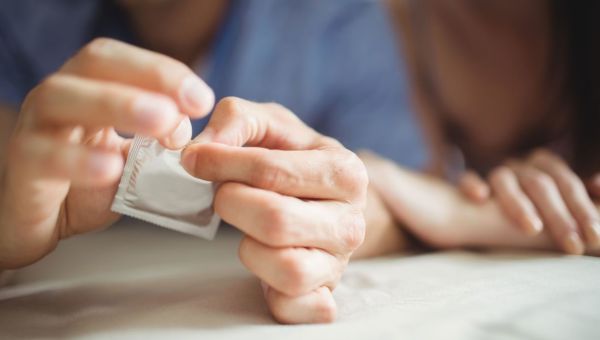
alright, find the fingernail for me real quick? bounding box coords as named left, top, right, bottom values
left=180, top=75, right=215, bottom=116
left=165, top=118, right=191, bottom=149
left=525, top=216, right=544, bottom=235
left=133, top=95, right=178, bottom=133
left=564, top=232, right=584, bottom=255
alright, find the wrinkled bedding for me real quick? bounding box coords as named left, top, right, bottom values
left=1, top=221, right=598, bottom=339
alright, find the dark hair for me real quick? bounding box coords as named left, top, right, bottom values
left=409, top=0, right=600, bottom=176
left=552, top=0, right=600, bottom=177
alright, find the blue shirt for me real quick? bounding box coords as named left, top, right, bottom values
left=0, top=0, right=426, bottom=168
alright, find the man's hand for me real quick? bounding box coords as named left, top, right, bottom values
left=181, top=97, right=368, bottom=324
left=459, top=149, right=600, bottom=255
left=0, top=38, right=214, bottom=269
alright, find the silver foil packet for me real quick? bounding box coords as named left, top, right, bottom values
left=111, top=135, right=220, bottom=239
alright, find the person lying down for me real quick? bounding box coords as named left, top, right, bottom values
left=353, top=0, right=600, bottom=258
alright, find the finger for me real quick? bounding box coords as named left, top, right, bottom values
left=488, top=166, right=543, bottom=235
left=28, top=74, right=190, bottom=148
left=458, top=170, right=490, bottom=203
left=264, top=285, right=337, bottom=324
left=160, top=116, right=192, bottom=150
left=516, top=166, right=584, bottom=254
left=9, top=133, right=123, bottom=186
left=238, top=236, right=345, bottom=297
left=529, top=151, right=600, bottom=247
left=187, top=97, right=329, bottom=149
left=182, top=142, right=367, bottom=203
left=62, top=38, right=214, bottom=118
left=587, top=174, right=600, bottom=198
left=215, top=182, right=364, bottom=254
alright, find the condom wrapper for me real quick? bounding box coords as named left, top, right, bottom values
left=111, top=135, right=220, bottom=239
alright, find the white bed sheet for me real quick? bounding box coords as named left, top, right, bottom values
left=1, top=221, right=599, bottom=339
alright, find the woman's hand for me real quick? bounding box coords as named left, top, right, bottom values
left=181, top=98, right=368, bottom=324
left=0, top=38, right=215, bottom=269
left=459, top=149, right=600, bottom=254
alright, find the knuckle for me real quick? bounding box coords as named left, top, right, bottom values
left=265, top=102, right=287, bottom=113
left=75, top=38, right=115, bottom=68
left=85, top=37, right=114, bottom=55
left=523, top=172, right=554, bottom=194
left=150, top=59, right=189, bottom=91
left=270, top=306, right=292, bottom=325
left=216, top=97, right=245, bottom=119
left=529, top=148, right=552, bottom=162
left=340, top=211, right=366, bottom=251
left=261, top=203, right=293, bottom=246
left=264, top=102, right=294, bottom=119
left=488, top=166, right=512, bottom=185
left=313, top=292, right=337, bottom=323
left=332, top=151, right=368, bottom=201
left=557, top=171, right=585, bottom=194
left=252, top=158, right=295, bottom=191
left=561, top=177, right=585, bottom=198
left=279, top=253, right=311, bottom=296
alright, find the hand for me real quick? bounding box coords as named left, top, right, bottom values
left=181, top=97, right=368, bottom=324
left=0, top=38, right=215, bottom=268
left=361, top=151, right=556, bottom=252
left=459, top=149, right=600, bottom=254
left=588, top=173, right=600, bottom=198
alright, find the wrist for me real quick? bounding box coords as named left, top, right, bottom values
left=353, top=185, right=407, bottom=259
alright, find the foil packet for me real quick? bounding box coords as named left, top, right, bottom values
left=111, top=135, right=220, bottom=239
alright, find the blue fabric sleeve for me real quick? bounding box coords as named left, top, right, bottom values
left=0, top=27, right=28, bottom=108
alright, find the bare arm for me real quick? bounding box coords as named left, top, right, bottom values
left=357, top=152, right=600, bottom=256
left=352, top=185, right=408, bottom=259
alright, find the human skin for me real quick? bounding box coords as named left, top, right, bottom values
left=0, top=38, right=214, bottom=269
left=0, top=37, right=369, bottom=323
left=387, top=0, right=600, bottom=254
left=459, top=150, right=600, bottom=254
left=0, top=0, right=377, bottom=324
left=181, top=98, right=368, bottom=323
left=359, top=151, right=600, bottom=256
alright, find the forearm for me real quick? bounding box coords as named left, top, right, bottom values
left=353, top=185, right=408, bottom=259
left=364, top=153, right=563, bottom=252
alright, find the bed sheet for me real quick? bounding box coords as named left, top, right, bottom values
left=1, top=221, right=599, bottom=339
